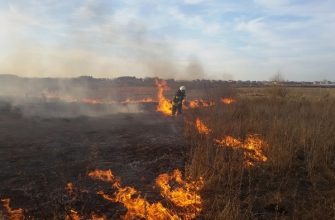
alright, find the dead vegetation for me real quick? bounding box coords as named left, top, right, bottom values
left=1, top=81, right=335, bottom=219
left=184, top=86, right=335, bottom=219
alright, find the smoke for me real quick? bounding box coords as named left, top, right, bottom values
left=184, top=57, right=205, bottom=80
left=0, top=76, right=145, bottom=118
left=0, top=1, right=210, bottom=80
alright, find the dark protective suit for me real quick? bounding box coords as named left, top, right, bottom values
left=172, top=89, right=186, bottom=115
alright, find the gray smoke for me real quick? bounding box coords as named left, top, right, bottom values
left=0, top=1, right=210, bottom=80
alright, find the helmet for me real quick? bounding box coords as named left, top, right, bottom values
left=179, top=86, right=186, bottom=91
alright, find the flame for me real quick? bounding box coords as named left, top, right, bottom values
left=155, top=169, right=204, bottom=219
left=214, top=136, right=242, bottom=147
left=65, top=209, right=106, bottom=220
left=187, top=100, right=215, bottom=109
left=121, top=98, right=154, bottom=104
left=243, top=135, right=268, bottom=166
left=88, top=169, right=203, bottom=220
left=195, top=118, right=212, bottom=135
left=88, top=169, right=116, bottom=183
left=89, top=169, right=179, bottom=220
left=43, top=91, right=155, bottom=105
left=81, top=98, right=109, bottom=105
left=82, top=98, right=156, bottom=105
left=215, top=135, right=267, bottom=166
left=65, top=209, right=81, bottom=220
left=155, top=79, right=172, bottom=116
left=221, top=98, right=236, bottom=104
left=1, top=198, right=24, bottom=220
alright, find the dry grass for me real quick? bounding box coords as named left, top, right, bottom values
left=184, top=86, right=335, bottom=219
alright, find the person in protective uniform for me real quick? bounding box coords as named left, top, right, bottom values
left=172, top=86, right=186, bottom=115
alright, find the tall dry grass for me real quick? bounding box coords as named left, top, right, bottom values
left=184, top=87, right=335, bottom=219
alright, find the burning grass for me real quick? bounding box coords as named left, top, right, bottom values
left=215, top=134, right=268, bottom=166
left=43, top=91, right=155, bottom=106
left=221, top=97, right=236, bottom=104
left=185, top=90, right=335, bottom=219
left=155, top=79, right=173, bottom=116
left=195, top=118, right=212, bottom=135
left=88, top=169, right=203, bottom=220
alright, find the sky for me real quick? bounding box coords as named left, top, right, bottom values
left=0, top=0, right=334, bottom=81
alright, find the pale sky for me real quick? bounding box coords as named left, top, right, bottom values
left=0, top=0, right=334, bottom=81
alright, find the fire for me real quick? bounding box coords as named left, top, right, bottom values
left=65, top=209, right=106, bottom=220
left=121, top=98, right=154, bottom=104
left=43, top=91, right=155, bottom=105
left=89, top=169, right=179, bottom=220
left=195, top=118, right=212, bottom=135
left=65, top=209, right=81, bottom=220
left=221, top=98, right=236, bottom=104
left=214, top=136, right=242, bottom=147
left=88, top=169, right=116, bottom=184
left=243, top=135, right=268, bottom=165
left=97, top=189, right=179, bottom=220
left=1, top=198, right=24, bottom=220
left=155, top=79, right=172, bottom=116
left=155, top=169, right=204, bottom=219
left=81, top=98, right=109, bottom=105
left=186, top=99, right=215, bottom=109
left=65, top=210, right=106, bottom=220
left=88, top=169, right=203, bottom=220
left=215, top=135, right=268, bottom=166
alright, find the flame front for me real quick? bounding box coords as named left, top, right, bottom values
left=215, top=136, right=242, bottom=147
left=221, top=98, right=236, bottom=104
left=195, top=118, right=212, bottom=135
left=88, top=169, right=203, bottom=220
left=88, top=169, right=179, bottom=220
left=155, top=79, right=172, bottom=116
left=88, top=169, right=116, bottom=184
left=121, top=98, right=154, bottom=104
left=243, top=135, right=268, bottom=165
left=1, top=198, right=24, bottom=220
left=187, top=100, right=215, bottom=109
left=155, top=169, right=204, bottom=219
left=215, top=135, right=268, bottom=166
left=43, top=91, right=155, bottom=105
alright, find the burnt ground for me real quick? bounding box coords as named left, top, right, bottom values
left=0, top=101, right=187, bottom=219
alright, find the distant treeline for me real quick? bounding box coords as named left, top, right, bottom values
left=0, top=75, right=333, bottom=93
left=0, top=74, right=235, bottom=91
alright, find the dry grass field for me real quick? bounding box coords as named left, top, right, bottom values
left=184, top=86, right=335, bottom=219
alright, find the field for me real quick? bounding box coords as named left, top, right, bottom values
left=185, top=86, right=335, bottom=219
left=1, top=82, right=335, bottom=219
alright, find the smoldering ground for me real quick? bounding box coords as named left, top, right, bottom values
left=0, top=75, right=188, bottom=219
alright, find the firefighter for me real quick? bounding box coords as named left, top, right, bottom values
left=172, top=86, right=186, bottom=115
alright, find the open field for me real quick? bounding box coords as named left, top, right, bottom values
left=1, top=82, right=335, bottom=219
left=238, top=87, right=335, bottom=99
left=185, top=86, right=335, bottom=219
